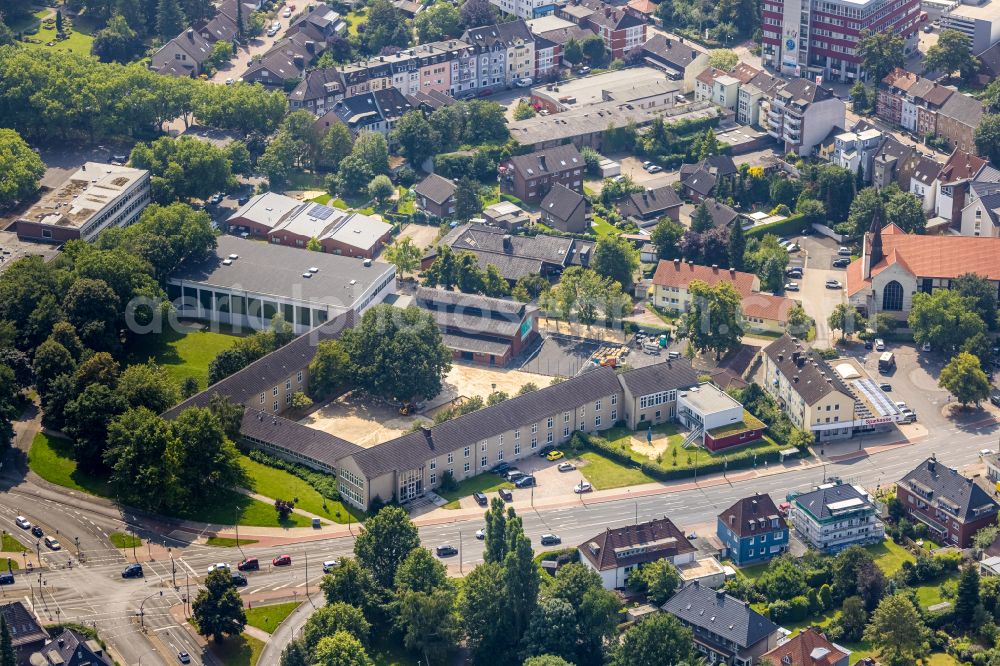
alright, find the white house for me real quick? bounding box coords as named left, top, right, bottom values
left=577, top=518, right=696, bottom=590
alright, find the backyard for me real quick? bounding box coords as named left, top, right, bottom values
left=13, top=8, right=96, bottom=54
left=126, top=324, right=243, bottom=391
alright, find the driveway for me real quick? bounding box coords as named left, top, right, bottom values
left=795, top=234, right=845, bottom=348
left=208, top=11, right=289, bottom=84
left=618, top=156, right=676, bottom=188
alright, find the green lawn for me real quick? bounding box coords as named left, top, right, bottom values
left=371, top=636, right=420, bottom=666
left=28, top=433, right=112, bottom=497
left=345, top=9, right=368, bottom=37
left=435, top=473, right=513, bottom=505
left=2, top=534, right=27, bottom=553
left=915, top=574, right=959, bottom=609
left=209, top=633, right=265, bottom=666
left=590, top=215, right=618, bottom=238
left=865, top=539, right=915, bottom=576
left=238, top=456, right=361, bottom=524
left=244, top=601, right=300, bottom=634
left=109, top=532, right=141, bottom=549
left=311, top=193, right=332, bottom=204
left=578, top=450, right=657, bottom=489
left=20, top=10, right=96, bottom=54
left=205, top=537, right=259, bottom=548
left=28, top=433, right=311, bottom=528
left=126, top=324, right=243, bottom=391
left=284, top=170, right=325, bottom=190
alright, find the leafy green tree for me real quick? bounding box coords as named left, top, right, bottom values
left=313, top=631, right=374, bottom=666
left=116, top=362, right=180, bottom=413
left=461, top=0, right=497, bottom=28
left=611, top=613, right=698, bottom=666
left=523, top=658, right=573, bottom=666
left=156, top=0, right=186, bottom=38
left=850, top=80, right=872, bottom=114
left=482, top=264, right=510, bottom=298
left=257, top=131, right=299, bottom=188
left=100, top=202, right=216, bottom=280
left=727, top=218, right=746, bottom=270
left=591, top=236, right=639, bottom=290
left=787, top=303, right=812, bottom=338
left=129, top=136, right=233, bottom=203
left=939, top=351, right=991, bottom=406
left=684, top=280, right=743, bottom=360
left=884, top=189, right=925, bottom=234
left=354, top=505, right=420, bottom=589
left=708, top=48, right=738, bottom=70
left=845, top=187, right=884, bottom=239
left=836, top=595, right=868, bottom=641
left=0, top=129, right=45, bottom=208
left=581, top=35, right=607, bottom=65
left=193, top=569, right=246, bottom=642
left=32, top=340, right=76, bottom=397
left=796, top=197, right=826, bottom=225
left=415, top=2, right=461, bottom=41
left=453, top=177, right=482, bottom=221
left=651, top=218, right=684, bottom=260
left=483, top=497, right=508, bottom=563
left=462, top=562, right=509, bottom=663
left=863, top=593, right=929, bottom=666
left=368, top=174, right=395, bottom=202
left=383, top=237, right=422, bottom=278
left=832, top=545, right=876, bottom=601
left=503, top=512, right=538, bottom=646
left=513, top=100, right=537, bottom=120
left=464, top=100, right=510, bottom=145
left=925, top=29, right=979, bottom=80
left=318, top=122, right=354, bottom=171
left=975, top=114, right=1000, bottom=168
left=563, top=38, right=583, bottom=66
left=909, top=289, right=986, bottom=353
left=756, top=555, right=807, bottom=600
left=392, top=111, right=441, bottom=166
left=168, top=407, right=246, bottom=508
left=91, top=12, right=143, bottom=62
left=954, top=272, right=998, bottom=330
left=548, top=563, right=620, bottom=666
left=520, top=598, right=578, bottom=663
left=395, top=547, right=448, bottom=595
left=858, top=29, right=905, bottom=83
left=65, top=383, right=127, bottom=471
left=303, top=602, right=370, bottom=650
left=193, top=82, right=288, bottom=136
left=320, top=558, right=379, bottom=616
left=104, top=407, right=174, bottom=511
left=627, top=559, right=680, bottom=604
left=398, top=588, right=461, bottom=666
left=828, top=303, right=866, bottom=341
left=360, top=0, right=411, bottom=54
left=811, top=164, right=855, bottom=224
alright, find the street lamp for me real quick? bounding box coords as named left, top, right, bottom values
left=235, top=507, right=245, bottom=559
left=139, top=590, right=163, bottom=631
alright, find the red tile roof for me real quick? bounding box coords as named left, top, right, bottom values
left=742, top=292, right=795, bottom=322
left=652, top=260, right=758, bottom=296
left=938, top=149, right=987, bottom=184
left=578, top=517, right=696, bottom=571
left=764, top=629, right=849, bottom=666
left=847, top=223, right=1000, bottom=295
left=881, top=67, right=919, bottom=93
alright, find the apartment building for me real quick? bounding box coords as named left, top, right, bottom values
left=761, top=78, right=845, bottom=156
left=790, top=482, right=885, bottom=553
left=490, top=0, right=557, bottom=20
left=877, top=68, right=984, bottom=154
left=16, top=163, right=151, bottom=244
left=288, top=68, right=345, bottom=115
left=578, top=518, right=697, bottom=589
left=941, top=1, right=1000, bottom=53
left=337, top=39, right=470, bottom=98
left=898, top=456, right=1000, bottom=547
left=499, top=143, right=585, bottom=203
left=330, top=88, right=412, bottom=137
left=617, top=360, right=702, bottom=429
left=717, top=494, right=789, bottom=566
left=761, top=0, right=919, bottom=81
left=580, top=0, right=646, bottom=59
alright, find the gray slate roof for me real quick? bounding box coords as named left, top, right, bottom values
left=618, top=358, right=700, bottom=398
left=241, top=408, right=362, bottom=466
left=416, top=286, right=527, bottom=316
left=641, top=34, right=705, bottom=71
left=664, top=582, right=779, bottom=649
left=31, top=628, right=112, bottom=666
left=619, top=185, right=681, bottom=218
left=348, top=366, right=623, bottom=478
left=506, top=144, right=583, bottom=180
left=540, top=183, right=586, bottom=223
left=0, top=602, right=48, bottom=650
left=900, top=456, right=999, bottom=522
left=413, top=174, right=457, bottom=205
left=793, top=483, right=873, bottom=521
left=702, top=197, right=738, bottom=227
left=289, top=68, right=344, bottom=103
left=718, top=494, right=782, bottom=538
left=939, top=92, right=984, bottom=129
left=762, top=334, right=853, bottom=405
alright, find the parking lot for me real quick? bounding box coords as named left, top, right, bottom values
left=791, top=233, right=848, bottom=348
left=448, top=449, right=595, bottom=510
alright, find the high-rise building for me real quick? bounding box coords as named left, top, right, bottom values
left=761, top=0, right=920, bottom=82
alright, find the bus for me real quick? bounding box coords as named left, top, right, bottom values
left=878, top=351, right=895, bottom=373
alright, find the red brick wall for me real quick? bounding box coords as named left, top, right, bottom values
left=16, top=221, right=81, bottom=244
left=704, top=427, right=765, bottom=452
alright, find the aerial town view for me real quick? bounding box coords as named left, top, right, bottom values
left=5, top=0, right=1000, bottom=663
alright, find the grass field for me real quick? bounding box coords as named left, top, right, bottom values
left=109, top=532, right=141, bottom=549
left=238, top=456, right=360, bottom=524
left=209, top=633, right=265, bottom=666
left=19, top=9, right=96, bottom=54
left=244, top=601, right=300, bottom=634
left=28, top=433, right=311, bottom=528
left=590, top=215, right=618, bottom=238
left=578, top=450, right=657, bottom=489
left=2, top=534, right=27, bottom=553
left=205, top=537, right=259, bottom=548
left=915, top=574, right=959, bottom=609
left=866, top=539, right=915, bottom=576
left=126, top=324, right=243, bottom=391
left=435, top=473, right=513, bottom=506
left=345, top=8, right=368, bottom=37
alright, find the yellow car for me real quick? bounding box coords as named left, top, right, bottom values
left=546, top=450, right=564, bottom=461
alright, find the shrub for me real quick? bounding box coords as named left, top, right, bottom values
left=247, top=449, right=340, bottom=500
left=767, top=596, right=810, bottom=623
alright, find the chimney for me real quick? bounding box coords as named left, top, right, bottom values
left=539, top=155, right=547, bottom=170
left=305, top=40, right=316, bottom=53
left=673, top=258, right=680, bottom=265
left=293, top=54, right=304, bottom=68
left=58, top=638, right=64, bottom=648
left=693, top=579, right=700, bottom=588
left=420, top=423, right=433, bottom=445
left=503, top=234, right=513, bottom=252
left=711, top=264, right=718, bottom=270
left=187, top=27, right=194, bottom=37
left=716, top=589, right=726, bottom=600
left=729, top=515, right=734, bottom=525
left=729, top=267, right=735, bottom=276
left=751, top=498, right=758, bottom=513
left=928, top=456, right=936, bottom=472
left=666, top=37, right=672, bottom=46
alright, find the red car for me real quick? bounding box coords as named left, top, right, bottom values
left=477, top=88, right=493, bottom=97
left=272, top=555, right=292, bottom=566
left=237, top=558, right=259, bottom=572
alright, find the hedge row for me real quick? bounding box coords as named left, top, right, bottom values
left=745, top=213, right=809, bottom=239
left=245, top=448, right=340, bottom=500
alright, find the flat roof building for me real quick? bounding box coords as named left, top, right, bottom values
left=790, top=482, right=885, bottom=553
left=16, top=162, right=151, bottom=244
left=168, top=235, right=395, bottom=334
left=942, top=1, right=1000, bottom=53
left=530, top=67, right=681, bottom=113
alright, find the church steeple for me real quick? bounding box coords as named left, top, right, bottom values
left=869, top=210, right=884, bottom=268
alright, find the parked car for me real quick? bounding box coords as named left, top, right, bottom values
left=864, top=340, right=873, bottom=350
left=0, top=573, right=13, bottom=585
left=477, top=88, right=493, bottom=97
left=783, top=282, right=799, bottom=292
left=982, top=449, right=995, bottom=456
left=874, top=339, right=885, bottom=351
left=514, top=77, right=533, bottom=87
left=778, top=502, right=790, bottom=517
left=237, top=193, right=251, bottom=205
left=577, top=66, right=591, bottom=74
left=546, top=450, right=564, bottom=461
left=492, top=462, right=511, bottom=475
left=266, top=25, right=279, bottom=36
left=15, top=517, right=29, bottom=530
left=538, top=446, right=554, bottom=458
left=785, top=267, right=803, bottom=278
left=922, top=342, right=931, bottom=352
left=879, top=383, right=892, bottom=392
left=825, top=279, right=842, bottom=289
left=923, top=24, right=933, bottom=32
left=231, top=572, right=248, bottom=586
left=557, top=462, right=576, bottom=472
left=30, top=526, right=43, bottom=538
left=436, top=545, right=458, bottom=557
left=506, top=470, right=526, bottom=482
left=237, top=558, right=259, bottom=572
left=43, top=537, right=60, bottom=551
left=122, top=563, right=144, bottom=579
left=786, top=243, right=800, bottom=253
left=110, top=154, right=128, bottom=166
left=272, top=555, right=292, bottom=566
left=646, top=165, right=663, bottom=173
left=832, top=257, right=851, bottom=268
left=177, top=651, right=191, bottom=664
left=208, top=562, right=230, bottom=574
left=475, top=529, right=485, bottom=540
left=322, top=560, right=339, bottom=573
left=473, top=491, right=488, bottom=506
left=838, top=246, right=851, bottom=256
left=515, top=475, right=536, bottom=488
left=209, top=193, right=224, bottom=205
left=574, top=481, right=592, bottom=493
left=991, top=392, right=1000, bottom=407
left=540, top=534, right=561, bottom=546
left=312, top=517, right=321, bottom=529
left=283, top=7, right=292, bottom=16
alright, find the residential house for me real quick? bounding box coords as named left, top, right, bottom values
left=151, top=27, right=213, bottom=77
left=413, top=174, right=457, bottom=219
left=499, top=144, right=584, bottom=204
left=663, top=582, right=781, bottom=665
left=31, top=629, right=113, bottom=666
left=737, top=68, right=783, bottom=127
left=539, top=183, right=589, bottom=233
left=288, top=68, right=345, bottom=115
left=936, top=92, right=985, bottom=155
left=790, top=482, right=885, bottom=553
left=616, top=358, right=701, bottom=429
left=242, top=39, right=312, bottom=87
left=832, top=128, right=885, bottom=181
left=762, top=78, right=846, bottom=156
left=578, top=0, right=646, bottom=60
left=847, top=220, right=1000, bottom=317
left=639, top=34, right=710, bottom=94
left=934, top=149, right=989, bottom=227
left=762, top=629, right=850, bottom=666
left=959, top=165, right=1000, bottom=236
left=331, top=88, right=412, bottom=137
left=903, top=152, right=942, bottom=213
left=288, top=4, right=346, bottom=39
left=698, top=197, right=739, bottom=228
left=877, top=69, right=984, bottom=153
left=676, top=382, right=766, bottom=451
left=0, top=601, right=48, bottom=665
left=977, top=40, right=1000, bottom=85
left=483, top=201, right=531, bottom=230
left=876, top=68, right=919, bottom=127
left=458, top=20, right=536, bottom=93
left=423, top=222, right=593, bottom=282
left=618, top=185, right=682, bottom=224
left=717, top=494, right=788, bottom=566
left=869, top=135, right=916, bottom=191
left=679, top=156, right=737, bottom=202
left=759, top=334, right=856, bottom=441
left=577, top=517, right=697, bottom=589
left=897, top=456, right=1000, bottom=547
left=695, top=67, right=740, bottom=111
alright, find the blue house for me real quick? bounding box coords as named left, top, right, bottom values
left=717, top=494, right=788, bottom=566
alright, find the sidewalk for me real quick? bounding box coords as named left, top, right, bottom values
left=256, top=593, right=323, bottom=666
